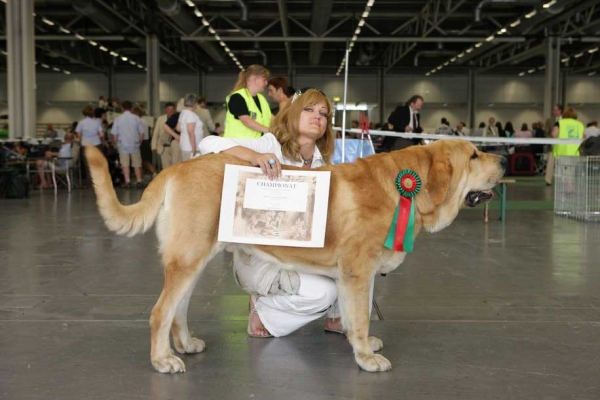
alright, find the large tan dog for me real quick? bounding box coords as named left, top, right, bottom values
left=86, top=139, right=505, bottom=374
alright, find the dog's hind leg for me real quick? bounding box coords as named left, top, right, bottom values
left=337, top=265, right=391, bottom=373
left=171, top=276, right=205, bottom=355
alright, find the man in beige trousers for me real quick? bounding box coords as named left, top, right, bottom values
left=544, top=104, right=563, bottom=186
left=194, top=96, right=218, bottom=138
left=151, top=102, right=180, bottom=170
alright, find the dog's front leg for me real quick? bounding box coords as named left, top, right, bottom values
left=337, top=272, right=391, bottom=372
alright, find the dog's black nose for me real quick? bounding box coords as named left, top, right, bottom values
left=500, top=157, right=507, bottom=167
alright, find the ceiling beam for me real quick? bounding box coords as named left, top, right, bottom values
left=182, top=36, right=526, bottom=43
left=308, top=0, right=334, bottom=65
left=276, top=0, right=293, bottom=69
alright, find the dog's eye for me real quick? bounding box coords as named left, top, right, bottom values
left=471, top=152, right=479, bottom=160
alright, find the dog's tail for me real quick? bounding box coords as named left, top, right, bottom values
left=86, top=145, right=167, bottom=237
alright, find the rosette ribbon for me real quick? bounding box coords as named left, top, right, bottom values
left=384, top=169, right=421, bottom=252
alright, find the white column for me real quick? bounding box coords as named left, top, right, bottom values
left=7, top=0, right=36, bottom=139
left=467, top=68, right=476, bottom=129
left=146, top=35, right=160, bottom=117
left=543, top=36, right=560, bottom=115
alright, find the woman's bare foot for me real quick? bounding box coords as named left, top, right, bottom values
left=247, top=295, right=272, bottom=338
left=325, top=317, right=345, bottom=334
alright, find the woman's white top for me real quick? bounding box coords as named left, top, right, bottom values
left=198, top=133, right=325, bottom=168
left=198, top=132, right=328, bottom=295
left=179, top=109, right=204, bottom=152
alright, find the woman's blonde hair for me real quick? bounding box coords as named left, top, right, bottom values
left=563, top=106, right=578, bottom=119
left=231, top=64, right=270, bottom=92
left=271, top=89, right=335, bottom=164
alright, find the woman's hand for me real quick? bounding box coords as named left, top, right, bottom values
left=253, top=153, right=281, bottom=179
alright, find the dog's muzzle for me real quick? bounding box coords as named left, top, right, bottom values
left=465, top=190, right=494, bottom=207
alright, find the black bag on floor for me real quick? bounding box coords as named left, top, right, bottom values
left=579, top=137, right=600, bottom=156
left=0, top=168, right=29, bottom=199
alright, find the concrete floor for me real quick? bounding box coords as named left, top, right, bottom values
left=1, top=181, right=600, bottom=400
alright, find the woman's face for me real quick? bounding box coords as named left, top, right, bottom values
left=267, top=85, right=279, bottom=101
left=250, top=75, right=268, bottom=92
left=298, top=101, right=329, bottom=140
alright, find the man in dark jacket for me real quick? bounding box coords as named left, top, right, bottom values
left=382, top=95, right=424, bottom=151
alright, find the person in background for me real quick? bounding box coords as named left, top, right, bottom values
left=224, top=64, right=271, bottom=139
left=214, top=122, right=222, bottom=136
left=530, top=122, right=545, bottom=154
left=44, top=123, right=58, bottom=139
left=545, top=103, right=563, bottom=186
left=162, top=101, right=183, bottom=165
left=177, top=93, right=203, bottom=161
left=456, top=122, right=470, bottom=136
left=473, top=122, right=486, bottom=137
left=584, top=121, right=600, bottom=138
left=132, top=106, right=156, bottom=180
left=36, top=132, right=74, bottom=189
left=550, top=106, right=584, bottom=159
left=267, top=76, right=294, bottom=115
left=194, top=96, right=216, bottom=140
left=98, top=96, right=108, bottom=109
left=111, top=100, right=146, bottom=188
left=503, top=122, right=515, bottom=138
left=434, top=117, right=454, bottom=135
left=382, top=94, right=424, bottom=151
left=76, top=106, right=105, bottom=187
left=152, top=102, right=176, bottom=170
left=516, top=123, right=532, bottom=138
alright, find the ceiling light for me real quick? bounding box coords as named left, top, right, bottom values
left=42, top=18, right=54, bottom=26
left=437, top=65, right=443, bottom=70
left=121, top=56, right=128, bottom=61
left=525, top=9, right=537, bottom=19
left=485, top=35, right=495, bottom=42
left=543, top=0, right=557, bottom=8
left=497, top=28, right=507, bottom=35
left=588, top=71, right=596, bottom=76
left=129, top=60, right=136, bottom=65
left=355, top=27, right=361, bottom=35
left=528, top=68, right=535, bottom=73
left=562, top=57, right=570, bottom=62
left=41, top=63, right=50, bottom=68
left=52, top=67, right=60, bottom=72
left=194, top=9, right=203, bottom=18
left=466, top=47, right=473, bottom=53
left=219, top=41, right=225, bottom=47
left=574, top=52, right=584, bottom=58
left=538, top=65, right=546, bottom=70
left=88, top=40, right=97, bottom=46
left=208, top=27, right=216, bottom=35
left=475, top=42, right=483, bottom=48
left=367, top=0, right=375, bottom=6
left=75, top=34, right=84, bottom=40
left=519, top=72, right=525, bottom=76
left=358, top=19, right=365, bottom=27
left=425, top=72, right=431, bottom=76
left=214, top=34, right=221, bottom=41
left=137, top=64, right=143, bottom=69
left=510, top=19, right=521, bottom=28
left=444, top=61, right=449, bottom=66
left=457, top=52, right=465, bottom=58
left=362, top=11, right=369, bottom=18
left=450, top=57, right=457, bottom=62
left=352, top=35, right=357, bottom=41
left=201, top=18, right=209, bottom=26
left=224, top=46, right=230, bottom=52
left=185, top=0, right=195, bottom=6
left=109, top=51, right=118, bottom=57
left=59, top=27, right=70, bottom=34
left=588, top=47, right=599, bottom=54
left=64, top=70, right=71, bottom=75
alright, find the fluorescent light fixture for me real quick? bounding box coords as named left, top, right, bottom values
left=574, top=52, right=584, bottom=58
left=528, top=68, right=535, bottom=73
left=41, top=64, right=50, bottom=68
left=443, top=61, right=449, bottom=66
left=224, top=46, right=230, bottom=52
left=519, top=72, right=526, bottom=76
left=450, top=57, right=457, bottom=62
left=457, top=52, right=465, bottom=58
left=219, top=41, right=225, bottom=47
left=201, top=18, right=209, bottom=26
left=109, top=51, right=118, bottom=57
left=588, top=47, right=599, bottom=54
left=358, top=19, right=365, bottom=27
left=137, top=64, right=144, bottom=69
left=510, top=19, right=521, bottom=28
left=121, top=56, right=128, bottom=61
left=52, top=67, right=60, bottom=72
left=436, top=65, right=443, bottom=70
left=466, top=47, right=473, bottom=53
left=538, top=65, right=546, bottom=70
left=208, top=27, right=215, bottom=34
left=64, top=70, right=71, bottom=75
left=42, top=18, right=54, bottom=26
left=425, top=72, right=431, bottom=76
left=588, top=71, right=596, bottom=76
left=497, top=28, right=507, bottom=35
left=525, top=9, right=537, bottom=18
left=485, top=35, right=495, bottom=42
left=75, top=34, right=85, bottom=40
left=475, top=42, right=483, bottom=48
left=129, top=60, right=136, bottom=65
left=543, top=0, right=557, bottom=8
left=88, top=40, right=97, bottom=46
left=194, top=9, right=203, bottom=17
left=562, top=57, right=570, bottom=62
left=355, top=27, right=361, bottom=35
left=352, top=34, right=358, bottom=41
left=367, top=0, right=375, bottom=6
left=185, top=0, right=195, bottom=6
left=362, top=11, right=369, bottom=18
left=214, top=34, right=221, bottom=41
left=59, top=27, right=70, bottom=34
left=335, top=103, right=369, bottom=111
left=99, top=46, right=108, bottom=52
left=0, top=50, right=7, bottom=55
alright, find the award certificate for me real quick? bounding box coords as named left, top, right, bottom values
left=218, top=165, right=331, bottom=247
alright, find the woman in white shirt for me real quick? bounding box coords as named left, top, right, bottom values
left=199, top=89, right=349, bottom=338
left=178, top=93, right=204, bottom=161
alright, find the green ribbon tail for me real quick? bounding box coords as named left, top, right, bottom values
left=402, top=199, right=416, bottom=252
left=384, top=203, right=400, bottom=250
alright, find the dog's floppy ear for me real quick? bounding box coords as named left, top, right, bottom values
left=425, top=157, right=453, bottom=206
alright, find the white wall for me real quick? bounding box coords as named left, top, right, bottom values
left=1, top=72, right=599, bottom=131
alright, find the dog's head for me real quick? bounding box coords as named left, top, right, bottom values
left=408, top=139, right=506, bottom=232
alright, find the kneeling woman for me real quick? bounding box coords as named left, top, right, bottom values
left=200, top=89, right=366, bottom=338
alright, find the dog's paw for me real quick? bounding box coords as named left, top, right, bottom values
left=181, top=338, right=206, bottom=354
left=368, top=336, right=383, bottom=352
left=356, top=354, right=392, bottom=372
left=152, top=354, right=187, bottom=374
